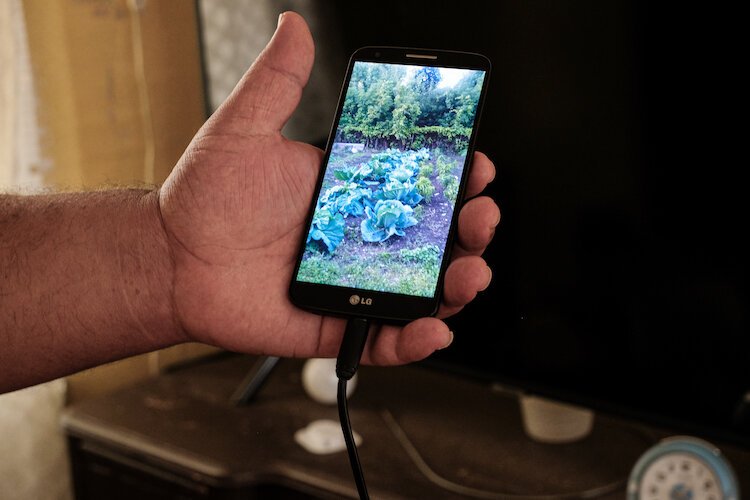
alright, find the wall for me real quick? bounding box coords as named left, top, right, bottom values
left=0, top=0, right=46, bottom=190
left=2, top=0, right=219, bottom=411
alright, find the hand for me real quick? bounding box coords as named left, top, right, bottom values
left=159, top=12, right=500, bottom=365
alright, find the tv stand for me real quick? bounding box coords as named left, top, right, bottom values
left=61, top=354, right=750, bottom=499
left=230, top=355, right=280, bottom=405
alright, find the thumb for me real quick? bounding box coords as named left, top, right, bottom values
left=218, top=11, right=315, bottom=134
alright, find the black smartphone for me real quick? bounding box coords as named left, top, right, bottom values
left=290, top=47, right=491, bottom=323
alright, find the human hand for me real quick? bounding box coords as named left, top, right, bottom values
left=159, top=12, right=500, bottom=365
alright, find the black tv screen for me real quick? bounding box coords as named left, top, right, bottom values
left=329, top=1, right=749, bottom=446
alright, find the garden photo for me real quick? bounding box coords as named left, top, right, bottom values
left=297, top=61, right=486, bottom=297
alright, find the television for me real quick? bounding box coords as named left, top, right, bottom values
left=198, top=0, right=749, bottom=447
left=332, top=0, right=749, bottom=447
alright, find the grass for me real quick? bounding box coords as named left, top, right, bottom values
left=297, top=245, right=441, bottom=297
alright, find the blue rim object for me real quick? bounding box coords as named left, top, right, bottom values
left=627, top=436, right=740, bottom=500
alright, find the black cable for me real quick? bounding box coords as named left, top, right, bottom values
left=336, top=317, right=371, bottom=500
left=339, top=378, right=369, bottom=499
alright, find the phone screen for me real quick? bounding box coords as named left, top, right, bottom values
left=296, top=60, right=487, bottom=300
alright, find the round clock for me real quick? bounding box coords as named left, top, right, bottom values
left=628, top=436, right=740, bottom=500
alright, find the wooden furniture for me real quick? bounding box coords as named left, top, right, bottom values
left=62, top=354, right=750, bottom=499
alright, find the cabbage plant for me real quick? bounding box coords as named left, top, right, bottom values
left=307, top=205, right=345, bottom=253
left=333, top=163, right=373, bottom=183
left=321, top=183, right=372, bottom=218
left=388, top=165, right=416, bottom=183
left=375, top=178, right=423, bottom=206
left=360, top=200, right=418, bottom=242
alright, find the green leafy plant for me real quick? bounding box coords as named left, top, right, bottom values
left=375, top=178, right=423, bottom=206
left=307, top=205, right=346, bottom=253
left=321, top=183, right=372, bottom=218
left=367, top=159, right=392, bottom=180
left=360, top=199, right=418, bottom=242
left=415, top=176, right=435, bottom=203
left=413, top=204, right=425, bottom=221
left=419, top=162, right=434, bottom=178
left=399, top=244, right=440, bottom=267
left=436, top=155, right=456, bottom=177
left=333, top=163, right=373, bottom=183
left=388, top=165, right=416, bottom=183
left=441, top=174, right=460, bottom=203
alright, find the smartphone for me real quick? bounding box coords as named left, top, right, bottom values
left=289, top=47, right=491, bottom=323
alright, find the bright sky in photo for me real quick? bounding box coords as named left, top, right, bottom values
left=437, top=67, right=470, bottom=88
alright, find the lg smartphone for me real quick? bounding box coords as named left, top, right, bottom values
left=290, top=47, right=491, bottom=323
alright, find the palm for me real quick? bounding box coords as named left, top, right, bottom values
left=162, top=125, right=333, bottom=346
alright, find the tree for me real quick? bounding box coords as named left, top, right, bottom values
left=390, top=82, right=420, bottom=146
left=415, top=67, right=439, bottom=93
left=337, top=62, right=484, bottom=150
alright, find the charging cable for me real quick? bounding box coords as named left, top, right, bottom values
left=336, top=317, right=371, bottom=500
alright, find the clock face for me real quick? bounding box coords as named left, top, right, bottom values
left=628, top=437, right=739, bottom=500
left=638, top=452, right=721, bottom=500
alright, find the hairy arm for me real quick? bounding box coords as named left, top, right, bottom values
left=0, top=190, right=180, bottom=393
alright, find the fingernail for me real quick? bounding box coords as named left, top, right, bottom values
left=481, top=266, right=492, bottom=291
left=439, top=331, right=454, bottom=350
left=277, top=12, right=285, bottom=27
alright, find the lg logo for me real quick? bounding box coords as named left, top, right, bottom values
left=349, top=294, right=373, bottom=306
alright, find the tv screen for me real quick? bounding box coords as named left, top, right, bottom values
left=331, top=0, right=749, bottom=446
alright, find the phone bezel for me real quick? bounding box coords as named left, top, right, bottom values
left=289, top=46, right=491, bottom=323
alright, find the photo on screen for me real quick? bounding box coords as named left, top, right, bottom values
left=296, top=61, right=486, bottom=297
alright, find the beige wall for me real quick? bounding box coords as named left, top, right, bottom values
left=23, top=0, right=206, bottom=188
left=0, top=0, right=46, bottom=190
left=17, top=0, right=217, bottom=401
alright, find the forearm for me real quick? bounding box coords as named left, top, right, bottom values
left=0, top=189, right=181, bottom=393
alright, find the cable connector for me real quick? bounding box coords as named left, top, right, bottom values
left=336, top=317, right=370, bottom=381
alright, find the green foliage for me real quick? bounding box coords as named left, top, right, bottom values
left=415, top=67, right=440, bottom=93
left=436, top=155, right=456, bottom=177
left=454, top=139, right=468, bottom=155
left=306, top=205, right=345, bottom=253
left=389, top=165, right=415, bottom=183
left=367, top=149, right=427, bottom=207
left=296, top=250, right=439, bottom=298
left=376, top=252, right=393, bottom=263
left=312, top=148, right=437, bottom=253
left=441, top=175, right=460, bottom=203
left=296, top=254, right=343, bottom=284
left=390, top=84, right=421, bottom=141
left=375, top=178, right=423, bottom=206
left=419, top=162, right=434, bottom=178
left=333, top=163, right=372, bottom=183
left=413, top=204, right=425, bottom=221
left=320, top=182, right=372, bottom=218
left=361, top=200, right=418, bottom=242
left=309, top=146, right=463, bottom=257
left=415, top=176, right=435, bottom=203
left=336, top=61, right=484, bottom=151
left=400, top=244, right=441, bottom=267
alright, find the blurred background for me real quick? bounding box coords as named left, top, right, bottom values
left=1, top=1, right=747, bottom=499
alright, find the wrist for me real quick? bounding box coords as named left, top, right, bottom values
left=128, top=189, right=187, bottom=345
